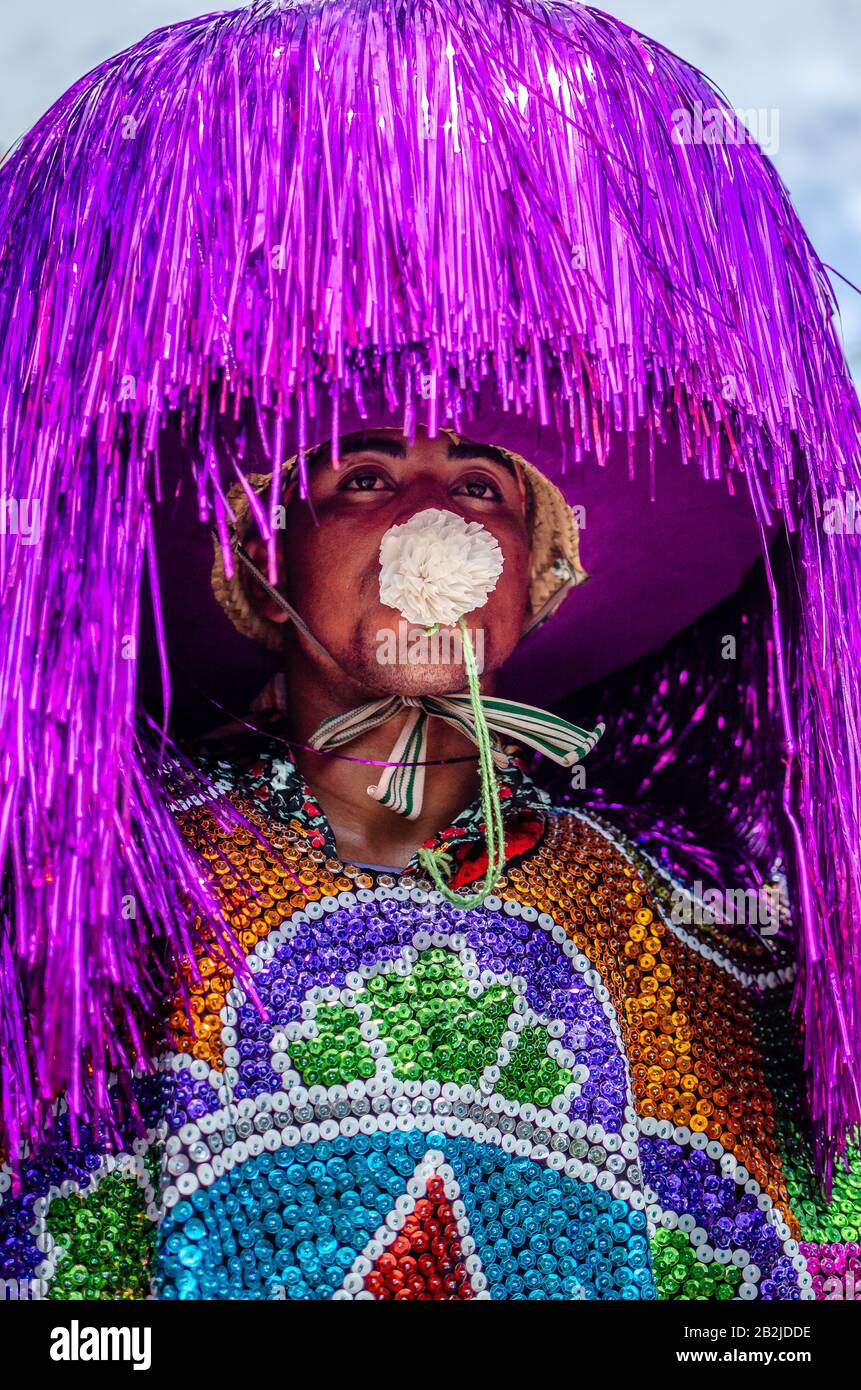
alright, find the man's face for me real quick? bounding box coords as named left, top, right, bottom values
left=262, top=428, right=531, bottom=696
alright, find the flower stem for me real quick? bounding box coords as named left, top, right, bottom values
left=418, top=618, right=506, bottom=907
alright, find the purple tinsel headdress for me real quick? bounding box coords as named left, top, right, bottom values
left=1, top=0, right=860, bottom=1172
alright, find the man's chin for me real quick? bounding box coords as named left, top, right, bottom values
left=368, top=660, right=471, bottom=696
left=347, top=619, right=485, bottom=693
left=342, top=619, right=493, bottom=697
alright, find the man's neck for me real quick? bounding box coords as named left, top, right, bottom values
left=282, top=647, right=486, bottom=869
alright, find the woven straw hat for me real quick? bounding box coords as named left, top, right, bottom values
left=211, top=436, right=587, bottom=652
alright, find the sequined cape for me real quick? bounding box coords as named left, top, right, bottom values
left=1, top=735, right=859, bottom=1301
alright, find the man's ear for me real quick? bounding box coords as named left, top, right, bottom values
left=242, top=534, right=291, bottom=625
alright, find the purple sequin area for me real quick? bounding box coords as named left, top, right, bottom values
left=201, top=897, right=631, bottom=1127
left=640, top=1137, right=801, bottom=1299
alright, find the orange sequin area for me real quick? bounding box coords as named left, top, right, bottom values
left=167, top=798, right=374, bottom=1068
left=498, top=813, right=796, bottom=1229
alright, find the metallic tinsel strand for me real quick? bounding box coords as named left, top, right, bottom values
left=0, top=0, right=859, bottom=1170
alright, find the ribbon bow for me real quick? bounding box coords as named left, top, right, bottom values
left=310, top=694, right=604, bottom=818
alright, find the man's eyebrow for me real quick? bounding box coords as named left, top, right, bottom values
left=446, top=439, right=516, bottom=475
left=306, top=433, right=514, bottom=471
left=337, top=435, right=408, bottom=460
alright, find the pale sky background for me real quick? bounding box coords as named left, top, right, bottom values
left=2, top=0, right=859, bottom=373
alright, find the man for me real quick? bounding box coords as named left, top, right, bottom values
left=213, top=427, right=548, bottom=870
left=0, top=424, right=818, bottom=1301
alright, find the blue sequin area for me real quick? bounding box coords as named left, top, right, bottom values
left=157, top=1130, right=655, bottom=1301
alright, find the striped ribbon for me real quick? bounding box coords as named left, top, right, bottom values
left=309, top=695, right=605, bottom=819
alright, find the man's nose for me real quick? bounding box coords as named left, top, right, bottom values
left=390, top=472, right=455, bottom=521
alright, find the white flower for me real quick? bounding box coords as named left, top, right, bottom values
left=378, top=508, right=504, bottom=627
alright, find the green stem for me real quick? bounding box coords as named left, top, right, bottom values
left=418, top=618, right=506, bottom=908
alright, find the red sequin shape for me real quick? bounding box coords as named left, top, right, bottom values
left=364, top=1175, right=475, bottom=1300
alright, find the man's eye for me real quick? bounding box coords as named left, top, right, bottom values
left=453, top=475, right=503, bottom=501
left=340, top=468, right=393, bottom=492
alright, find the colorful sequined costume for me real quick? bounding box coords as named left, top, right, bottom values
left=2, top=735, right=858, bottom=1301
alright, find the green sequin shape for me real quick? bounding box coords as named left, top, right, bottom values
left=288, top=1003, right=377, bottom=1086
left=496, top=1024, right=573, bottom=1106
left=652, top=1230, right=742, bottom=1301
left=367, top=948, right=511, bottom=1084
left=288, top=946, right=573, bottom=1102
left=46, top=1156, right=158, bottom=1300
left=782, top=1134, right=861, bottom=1242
